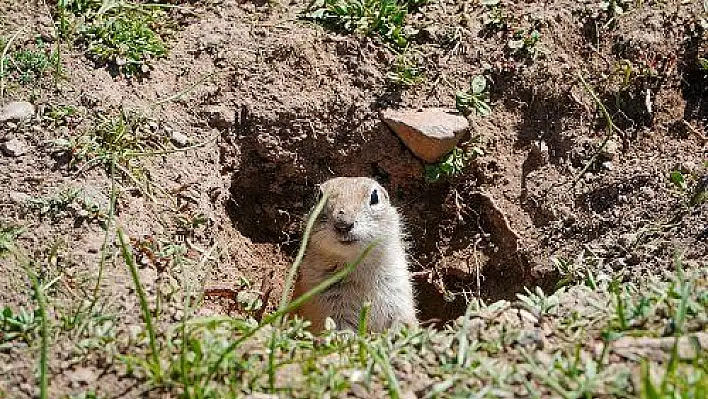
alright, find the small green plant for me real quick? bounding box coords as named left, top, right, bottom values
left=507, top=28, right=542, bottom=60
left=669, top=170, right=688, bottom=191
left=386, top=53, right=424, bottom=86
left=552, top=255, right=598, bottom=289
left=669, top=170, right=708, bottom=207
left=424, top=142, right=483, bottom=182
left=81, top=12, right=167, bottom=75
left=481, top=0, right=513, bottom=31
left=456, top=75, right=491, bottom=116
left=516, top=286, right=565, bottom=321
left=54, top=108, right=161, bottom=179
left=25, top=187, right=82, bottom=219
left=0, top=38, right=57, bottom=84
left=302, top=0, right=426, bottom=49
left=698, top=57, right=708, bottom=72
left=55, top=0, right=169, bottom=75
left=0, top=224, right=24, bottom=257
left=0, top=306, right=40, bottom=345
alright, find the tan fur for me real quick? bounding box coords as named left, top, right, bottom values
left=292, top=177, right=418, bottom=333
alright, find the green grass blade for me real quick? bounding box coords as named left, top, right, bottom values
left=117, top=227, right=162, bottom=381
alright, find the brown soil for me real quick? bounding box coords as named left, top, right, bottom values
left=0, top=0, right=706, bottom=397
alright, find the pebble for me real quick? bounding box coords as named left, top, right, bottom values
left=601, top=139, right=619, bottom=160
left=170, top=130, right=190, bottom=147
left=381, top=107, right=469, bottom=163
left=0, top=138, right=29, bottom=156
left=8, top=191, right=30, bottom=204
left=0, top=101, right=35, bottom=122
left=68, top=367, right=97, bottom=386
left=202, top=105, right=236, bottom=130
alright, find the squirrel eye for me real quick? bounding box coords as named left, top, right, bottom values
left=370, top=189, right=379, bottom=206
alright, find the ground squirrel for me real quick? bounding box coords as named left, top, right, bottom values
left=292, top=177, right=418, bottom=333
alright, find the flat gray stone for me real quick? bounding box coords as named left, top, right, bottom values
left=0, top=138, right=29, bottom=156
left=381, top=108, right=469, bottom=163
left=0, top=101, right=35, bottom=122
left=170, top=130, right=190, bottom=147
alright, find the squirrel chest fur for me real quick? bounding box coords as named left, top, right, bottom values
left=292, top=177, right=418, bottom=333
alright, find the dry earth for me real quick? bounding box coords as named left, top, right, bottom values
left=0, top=0, right=706, bottom=397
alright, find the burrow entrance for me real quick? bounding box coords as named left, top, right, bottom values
left=220, top=117, right=558, bottom=326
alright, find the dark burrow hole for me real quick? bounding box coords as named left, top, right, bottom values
left=223, top=119, right=560, bottom=328
left=225, top=177, right=561, bottom=329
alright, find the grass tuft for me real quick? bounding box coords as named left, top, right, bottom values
left=55, top=0, right=170, bottom=75
left=302, top=0, right=427, bottom=49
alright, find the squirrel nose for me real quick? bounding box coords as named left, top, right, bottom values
left=334, top=219, right=354, bottom=234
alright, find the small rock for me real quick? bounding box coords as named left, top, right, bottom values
left=601, top=139, right=619, bottom=160
left=1, top=138, right=29, bottom=156
left=640, top=186, right=655, bottom=199
left=199, top=33, right=225, bottom=50
left=8, top=191, right=30, bottom=204
left=601, top=161, right=613, bottom=170
left=19, top=383, right=34, bottom=395
left=170, top=130, right=190, bottom=147
left=0, top=101, right=35, bottom=122
left=202, top=105, right=236, bottom=130
left=381, top=108, right=469, bottom=163
left=69, top=367, right=97, bottom=386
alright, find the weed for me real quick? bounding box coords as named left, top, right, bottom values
left=670, top=170, right=688, bottom=191
left=386, top=52, right=425, bottom=86
left=482, top=0, right=513, bottom=32
left=0, top=306, right=40, bottom=345
left=669, top=170, right=708, bottom=207
left=516, top=286, right=565, bottom=321
left=55, top=0, right=169, bottom=75
left=552, top=255, right=599, bottom=289
left=26, top=187, right=82, bottom=219
left=302, top=0, right=426, bottom=49
left=54, top=108, right=162, bottom=182
left=0, top=223, right=24, bottom=257
left=0, top=37, right=57, bottom=84
left=699, top=57, right=708, bottom=72
left=507, top=28, right=542, bottom=60
left=424, top=140, right=483, bottom=183
left=455, top=75, right=492, bottom=116
left=45, top=104, right=78, bottom=126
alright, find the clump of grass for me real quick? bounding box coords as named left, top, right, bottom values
left=0, top=306, right=40, bottom=345
left=424, top=140, right=483, bottom=182
left=55, top=0, right=169, bottom=75
left=481, top=0, right=513, bottom=31
left=456, top=75, right=492, bottom=116
left=386, top=52, right=425, bottom=86
left=507, top=27, right=542, bottom=60
left=302, top=0, right=427, bottom=49
left=0, top=37, right=57, bottom=84
left=54, top=108, right=163, bottom=179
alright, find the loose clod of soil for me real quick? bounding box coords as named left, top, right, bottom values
left=0, top=0, right=706, bottom=398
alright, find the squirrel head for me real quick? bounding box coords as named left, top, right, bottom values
left=310, top=177, right=398, bottom=256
